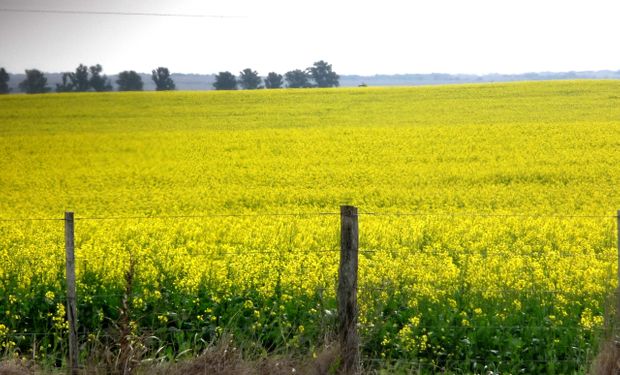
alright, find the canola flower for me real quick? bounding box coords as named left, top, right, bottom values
left=1, top=80, right=620, bottom=373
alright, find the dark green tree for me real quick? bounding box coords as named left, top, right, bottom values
left=18, top=69, right=51, bottom=94
left=72, top=64, right=90, bottom=91
left=264, top=72, right=283, bottom=89
left=89, top=64, right=112, bottom=92
left=213, top=71, right=237, bottom=90
left=152, top=67, right=176, bottom=91
left=56, top=64, right=111, bottom=92
left=56, top=73, right=75, bottom=92
left=0, top=68, right=10, bottom=94
left=116, top=71, right=143, bottom=91
left=238, top=68, right=262, bottom=90
left=308, top=60, right=339, bottom=88
left=285, top=69, right=311, bottom=88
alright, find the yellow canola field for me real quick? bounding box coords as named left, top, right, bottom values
left=1, top=81, right=620, bottom=372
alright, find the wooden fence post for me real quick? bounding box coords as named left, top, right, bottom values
left=617, top=210, right=620, bottom=325
left=338, top=205, right=359, bottom=374
left=65, top=211, right=78, bottom=375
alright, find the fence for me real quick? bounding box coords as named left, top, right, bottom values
left=0, top=207, right=618, bottom=374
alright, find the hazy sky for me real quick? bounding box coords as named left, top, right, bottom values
left=1, top=0, right=619, bottom=76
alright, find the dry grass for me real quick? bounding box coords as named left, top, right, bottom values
left=590, top=338, right=620, bottom=375
left=141, top=340, right=340, bottom=375
left=0, top=342, right=341, bottom=375
left=589, top=291, right=620, bottom=375
left=0, top=359, right=37, bottom=375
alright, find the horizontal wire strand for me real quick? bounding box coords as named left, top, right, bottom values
left=0, top=210, right=617, bottom=222
left=361, top=211, right=617, bottom=219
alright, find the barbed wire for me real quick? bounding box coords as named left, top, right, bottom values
left=64, top=245, right=615, bottom=260
left=361, top=211, right=617, bottom=219
left=35, top=284, right=611, bottom=306
left=363, top=357, right=591, bottom=366
left=0, top=209, right=618, bottom=222
left=3, top=246, right=614, bottom=267
left=72, top=248, right=341, bottom=262
left=5, top=322, right=605, bottom=339
left=0, top=217, right=64, bottom=222
left=74, top=212, right=340, bottom=221
left=357, top=248, right=616, bottom=257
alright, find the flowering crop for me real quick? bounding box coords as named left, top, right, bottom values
left=1, top=81, right=620, bottom=372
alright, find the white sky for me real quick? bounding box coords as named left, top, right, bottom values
left=0, top=0, right=619, bottom=76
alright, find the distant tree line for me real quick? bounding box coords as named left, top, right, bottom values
left=212, top=60, right=339, bottom=90
left=0, top=60, right=339, bottom=94
left=0, top=64, right=175, bottom=94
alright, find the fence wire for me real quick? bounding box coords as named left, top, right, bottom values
left=0, top=209, right=618, bottom=222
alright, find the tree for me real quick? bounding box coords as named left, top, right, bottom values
left=56, top=64, right=111, bottom=93
left=152, top=67, right=175, bottom=91
left=0, top=68, right=10, bottom=94
left=56, top=64, right=89, bottom=92
left=89, top=64, right=112, bottom=92
left=56, top=73, right=75, bottom=92
left=116, top=71, right=143, bottom=91
left=213, top=71, right=237, bottom=90
left=264, top=72, right=283, bottom=89
left=308, top=60, right=339, bottom=88
left=285, top=69, right=311, bottom=88
left=72, top=64, right=90, bottom=91
left=19, top=69, right=51, bottom=94
left=238, top=68, right=262, bottom=90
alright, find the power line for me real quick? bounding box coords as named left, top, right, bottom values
left=0, top=8, right=246, bottom=19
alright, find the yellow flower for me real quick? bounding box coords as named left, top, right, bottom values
left=44, top=291, right=55, bottom=304
left=580, top=308, right=604, bottom=330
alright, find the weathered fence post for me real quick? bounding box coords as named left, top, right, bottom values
left=65, top=211, right=78, bottom=375
left=338, top=205, right=359, bottom=374
left=617, top=210, right=620, bottom=324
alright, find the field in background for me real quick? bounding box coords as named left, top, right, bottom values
left=1, top=81, right=620, bottom=373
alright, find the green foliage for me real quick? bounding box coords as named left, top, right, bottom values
left=18, top=69, right=50, bottom=94
left=264, top=72, right=283, bottom=89
left=56, top=64, right=112, bottom=93
left=116, top=70, right=144, bottom=91
left=152, top=67, right=176, bottom=91
left=72, top=64, right=90, bottom=92
left=238, top=68, right=262, bottom=90
left=213, top=71, right=237, bottom=90
left=308, top=60, right=339, bottom=88
left=55, top=73, right=74, bottom=93
left=89, top=65, right=112, bottom=92
left=0, top=68, right=9, bottom=94
left=285, top=69, right=312, bottom=88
